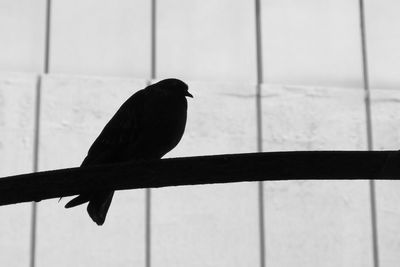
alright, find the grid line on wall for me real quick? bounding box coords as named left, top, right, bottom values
left=31, top=0, right=53, bottom=267
left=146, top=1, right=157, bottom=267
left=358, top=1, right=380, bottom=267
left=255, top=1, right=266, bottom=267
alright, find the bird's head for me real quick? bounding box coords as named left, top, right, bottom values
left=151, top=78, right=193, bottom=98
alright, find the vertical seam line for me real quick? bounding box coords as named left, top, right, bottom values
left=31, top=1, right=51, bottom=266
left=359, top=1, right=380, bottom=267
left=146, top=0, right=157, bottom=266
left=255, top=0, right=265, bottom=267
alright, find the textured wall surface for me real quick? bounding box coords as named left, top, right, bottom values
left=152, top=81, right=258, bottom=267
left=0, top=1, right=400, bottom=267
left=371, top=89, right=400, bottom=267
left=37, top=75, right=148, bottom=267
left=0, top=73, right=36, bottom=267
left=262, top=85, right=371, bottom=267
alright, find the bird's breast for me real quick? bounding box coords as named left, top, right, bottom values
left=127, top=96, right=188, bottom=159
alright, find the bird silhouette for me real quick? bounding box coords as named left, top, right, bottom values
left=64, top=78, right=192, bottom=225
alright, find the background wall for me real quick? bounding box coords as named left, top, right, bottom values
left=0, top=0, right=399, bottom=267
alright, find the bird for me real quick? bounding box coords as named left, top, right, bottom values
left=64, top=78, right=193, bottom=225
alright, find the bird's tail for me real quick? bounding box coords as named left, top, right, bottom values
left=64, top=191, right=114, bottom=225
left=87, top=191, right=114, bottom=226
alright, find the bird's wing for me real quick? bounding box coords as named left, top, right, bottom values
left=81, top=88, right=147, bottom=166
left=64, top=89, right=147, bottom=209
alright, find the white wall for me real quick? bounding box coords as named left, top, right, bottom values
left=0, top=73, right=36, bottom=267
left=0, top=1, right=400, bottom=267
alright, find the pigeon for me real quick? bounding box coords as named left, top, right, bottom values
left=64, top=78, right=192, bottom=225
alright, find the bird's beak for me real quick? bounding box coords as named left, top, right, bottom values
left=185, top=91, right=193, bottom=98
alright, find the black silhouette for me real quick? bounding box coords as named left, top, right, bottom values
left=64, top=78, right=192, bottom=225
